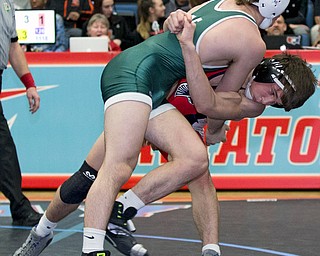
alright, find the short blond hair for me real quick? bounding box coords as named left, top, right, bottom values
left=87, top=13, right=110, bottom=31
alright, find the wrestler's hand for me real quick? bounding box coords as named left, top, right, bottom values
left=164, top=10, right=192, bottom=34
left=205, top=123, right=230, bottom=145
left=177, top=16, right=196, bottom=47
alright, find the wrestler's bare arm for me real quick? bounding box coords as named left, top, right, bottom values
left=177, top=18, right=265, bottom=118
left=199, top=19, right=265, bottom=91
left=208, top=91, right=265, bottom=120
left=182, top=22, right=265, bottom=143
left=172, top=10, right=266, bottom=145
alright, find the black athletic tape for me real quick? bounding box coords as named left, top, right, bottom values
left=60, top=161, right=98, bottom=204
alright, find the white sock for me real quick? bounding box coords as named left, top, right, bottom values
left=117, top=189, right=145, bottom=211
left=82, top=228, right=106, bottom=253
left=202, top=244, right=221, bottom=255
left=35, top=211, right=57, bottom=237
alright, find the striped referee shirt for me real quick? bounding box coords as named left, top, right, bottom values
left=0, top=0, right=18, bottom=70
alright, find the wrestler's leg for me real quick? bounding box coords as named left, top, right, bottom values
left=188, top=170, right=220, bottom=254
left=131, top=107, right=208, bottom=204
left=83, top=100, right=151, bottom=253
left=45, top=133, right=105, bottom=223
left=12, top=133, right=107, bottom=256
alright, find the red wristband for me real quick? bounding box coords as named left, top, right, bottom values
left=20, top=72, right=36, bottom=89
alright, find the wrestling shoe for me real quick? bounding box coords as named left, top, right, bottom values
left=106, top=201, right=148, bottom=256
left=13, top=226, right=53, bottom=256
left=202, top=249, right=220, bottom=256
left=81, top=250, right=110, bottom=256
left=106, top=223, right=148, bottom=256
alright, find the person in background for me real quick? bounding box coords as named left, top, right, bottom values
left=27, top=0, right=67, bottom=52
left=164, top=0, right=190, bottom=17
left=282, top=0, right=311, bottom=45
left=0, top=0, right=41, bottom=227
left=46, top=0, right=94, bottom=48
left=265, top=15, right=293, bottom=35
left=130, top=0, right=166, bottom=45
left=87, top=13, right=122, bottom=51
left=260, top=15, right=302, bottom=49
left=76, top=0, right=96, bottom=30
left=310, top=0, right=320, bottom=47
left=85, top=0, right=135, bottom=50
left=13, top=0, right=30, bottom=9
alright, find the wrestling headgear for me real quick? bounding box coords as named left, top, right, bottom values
left=245, top=58, right=296, bottom=108
left=253, top=0, right=290, bottom=29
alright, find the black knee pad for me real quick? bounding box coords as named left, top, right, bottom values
left=60, top=161, right=98, bottom=204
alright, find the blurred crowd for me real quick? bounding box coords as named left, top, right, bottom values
left=14, top=0, right=320, bottom=51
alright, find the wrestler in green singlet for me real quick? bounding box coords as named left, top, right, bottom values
left=100, top=0, right=256, bottom=109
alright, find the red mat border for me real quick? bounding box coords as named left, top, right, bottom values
left=22, top=175, right=320, bottom=190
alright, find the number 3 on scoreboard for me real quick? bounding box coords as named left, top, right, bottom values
left=16, top=29, right=27, bottom=41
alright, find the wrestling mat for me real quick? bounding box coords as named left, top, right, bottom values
left=1, top=192, right=320, bottom=256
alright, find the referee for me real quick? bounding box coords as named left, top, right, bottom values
left=0, top=0, right=41, bottom=226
